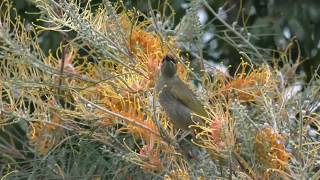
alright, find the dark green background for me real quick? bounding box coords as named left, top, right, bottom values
left=9, top=0, right=320, bottom=79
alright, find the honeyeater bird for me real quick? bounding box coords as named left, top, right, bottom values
left=155, top=55, right=208, bottom=131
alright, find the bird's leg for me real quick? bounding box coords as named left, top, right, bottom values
left=176, top=131, right=202, bottom=160
left=177, top=130, right=192, bottom=143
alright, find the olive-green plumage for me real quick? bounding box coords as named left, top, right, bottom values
left=155, top=55, right=208, bottom=130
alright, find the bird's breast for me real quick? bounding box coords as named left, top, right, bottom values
left=157, top=87, right=195, bottom=130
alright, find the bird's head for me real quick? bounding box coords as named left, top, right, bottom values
left=160, top=55, right=177, bottom=78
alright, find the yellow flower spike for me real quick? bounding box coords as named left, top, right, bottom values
left=164, top=160, right=190, bottom=180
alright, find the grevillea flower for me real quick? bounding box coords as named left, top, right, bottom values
left=218, top=62, right=276, bottom=101
left=209, top=118, right=224, bottom=148
left=94, top=81, right=159, bottom=142
left=164, top=166, right=190, bottom=180
left=139, top=144, right=162, bottom=171
left=193, top=102, right=235, bottom=162
left=27, top=100, right=64, bottom=155
left=129, top=28, right=176, bottom=86
left=117, top=11, right=183, bottom=88
left=122, top=113, right=158, bottom=143
left=255, top=127, right=291, bottom=170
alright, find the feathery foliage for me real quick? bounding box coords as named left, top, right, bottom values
left=1, top=0, right=320, bottom=179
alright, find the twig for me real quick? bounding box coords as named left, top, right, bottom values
left=203, top=0, right=264, bottom=62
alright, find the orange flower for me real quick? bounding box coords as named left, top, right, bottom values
left=27, top=99, right=64, bottom=155
left=219, top=62, right=275, bottom=101
left=119, top=11, right=178, bottom=86
left=255, top=127, right=291, bottom=170
left=139, top=144, right=162, bottom=171
left=130, top=29, right=171, bottom=85
left=210, top=119, right=224, bottom=147
left=95, top=84, right=159, bottom=142
left=193, top=102, right=235, bottom=162
left=28, top=121, right=60, bottom=155
left=122, top=112, right=158, bottom=142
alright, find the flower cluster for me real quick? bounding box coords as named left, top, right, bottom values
left=27, top=101, right=64, bottom=155
left=255, top=127, right=291, bottom=170
left=218, top=62, right=276, bottom=101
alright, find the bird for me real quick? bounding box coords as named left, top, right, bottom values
left=155, top=54, right=208, bottom=131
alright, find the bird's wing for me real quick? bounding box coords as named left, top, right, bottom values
left=170, top=79, right=208, bottom=117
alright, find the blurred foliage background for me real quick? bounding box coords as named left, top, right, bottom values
left=10, top=0, right=320, bottom=79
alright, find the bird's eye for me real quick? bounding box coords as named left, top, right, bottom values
left=163, top=55, right=177, bottom=64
